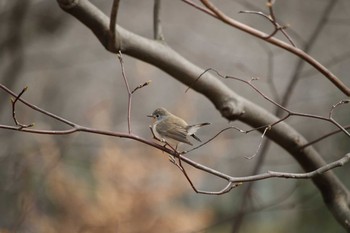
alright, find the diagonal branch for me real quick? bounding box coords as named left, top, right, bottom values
left=238, top=9, right=295, bottom=47
left=197, top=0, right=350, bottom=96
left=11, top=86, right=34, bottom=129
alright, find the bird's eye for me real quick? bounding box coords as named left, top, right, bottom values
left=155, top=114, right=160, bottom=118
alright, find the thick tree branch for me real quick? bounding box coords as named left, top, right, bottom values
left=56, top=0, right=350, bottom=229
left=153, top=0, right=165, bottom=41
left=108, top=0, right=120, bottom=51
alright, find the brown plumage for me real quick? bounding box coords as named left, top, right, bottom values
left=147, top=108, right=210, bottom=146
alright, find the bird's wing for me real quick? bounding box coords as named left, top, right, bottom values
left=156, top=120, right=192, bottom=145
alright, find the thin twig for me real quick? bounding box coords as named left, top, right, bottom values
left=171, top=153, right=200, bottom=193
left=11, top=87, right=34, bottom=129
left=117, top=51, right=132, bottom=134
left=190, top=68, right=350, bottom=139
left=185, top=68, right=213, bottom=93
left=1, top=84, right=76, bottom=127
left=131, top=80, right=151, bottom=94
left=188, top=152, right=350, bottom=183
left=238, top=10, right=295, bottom=46
left=245, top=126, right=270, bottom=160
left=267, top=0, right=276, bottom=20
left=117, top=52, right=151, bottom=133
left=175, top=153, right=242, bottom=195
left=268, top=153, right=350, bottom=178
left=183, top=125, right=246, bottom=154
left=226, top=75, right=350, bottom=137
left=181, top=0, right=217, bottom=17
left=266, top=0, right=295, bottom=46
left=194, top=0, right=350, bottom=96
left=329, top=99, right=349, bottom=119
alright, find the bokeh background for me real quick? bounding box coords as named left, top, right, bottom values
left=0, top=0, right=350, bottom=232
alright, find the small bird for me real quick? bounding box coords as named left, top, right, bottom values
left=147, top=107, right=210, bottom=147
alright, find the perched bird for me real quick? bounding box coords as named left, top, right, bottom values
left=147, top=107, right=210, bottom=147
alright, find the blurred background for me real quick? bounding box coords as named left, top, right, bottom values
left=0, top=0, right=349, bottom=232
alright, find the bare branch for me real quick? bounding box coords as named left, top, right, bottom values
left=131, top=80, right=151, bottom=94
left=117, top=51, right=132, bottom=134
left=2, top=84, right=76, bottom=128
left=266, top=0, right=295, bottom=46
left=181, top=0, right=217, bottom=17
left=329, top=99, right=350, bottom=119
left=117, top=51, right=152, bottom=134
left=11, top=87, right=34, bottom=129
left=182, top=125, right=246, bottom=154
left=225, top=75, right=350, bottom=138
left=180, top=153, right=350, bottom=184
left=185, top=67, right=213, bottom=93
left=238, top=9, right=295, bottom=47
left=268, top=153, right=350, bottom=179
left=174, top=152, right=242, bottom=195
left=197, top=0, right=350, bottom=96
left=189, top=68, right=350, bottom=139
left=245, top=126, right=270, bottom=160
left=183, top=0, right=349, bottom=96
left=266, top=0, right=276, bottom=20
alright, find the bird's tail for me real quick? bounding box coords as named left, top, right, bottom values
left=187, top=122, right=210, bottom=142
left=191, top=134, right=202, bottom=142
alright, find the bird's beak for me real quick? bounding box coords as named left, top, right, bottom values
left=147, top=114, right=154, bottom=118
